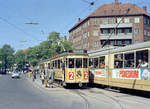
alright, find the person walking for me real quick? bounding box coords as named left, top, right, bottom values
left=41, top=70, right=45, bottom=85
left=32, top=70, right=36, bottom=82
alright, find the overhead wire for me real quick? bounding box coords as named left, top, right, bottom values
left=61, top=0, right=101, bottom=36
left=0, top=17, right=40, bottom=42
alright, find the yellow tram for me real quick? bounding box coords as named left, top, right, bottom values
left=88, top=41, right=150, bottom=91
left=39, top=49, right=89, bottom=87
left=51, top=49, right=89, bottom=87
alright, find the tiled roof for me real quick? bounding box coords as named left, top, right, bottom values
left=69, top=2, right=150, bottom=32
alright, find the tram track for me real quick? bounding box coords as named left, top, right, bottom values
left=69, top=88, right=126, bottom=109
left=68, top=89, right=89, bottom=109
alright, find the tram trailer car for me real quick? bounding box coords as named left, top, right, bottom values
left=50, top=49, right=89, bottom=87
left=88, top=41, right=150, bottom=92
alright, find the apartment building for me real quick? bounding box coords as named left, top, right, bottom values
left=69, top=0, right=150, bottom=51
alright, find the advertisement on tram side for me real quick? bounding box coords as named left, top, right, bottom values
left=141, top=68, right=150, bottom=80
left=112, top=69, right=141, bottom=79
left=90, top=69, right=106, bottom=77
left=112, top=68, right=150, bottom=80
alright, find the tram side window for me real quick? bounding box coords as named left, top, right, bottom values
left=48, top=63, right=50, bottom=69
left=99, top=56, right=105, bottom=69
left=89, top=58, right=93, bottom=68
left=66, top=58, right=68, bottom=68
left=55, top=60, right=57, bottom=68
left=58, top=60, right=60, bottom=69
left=94, top=58, right=99, bottom=68
left=136, top=50, right=149, bottom=68
left=114, top=54, right=123, bottom=68
left=69, top=58, right=74, bottom=68
left=52, top=61, right=54, bottom=68
left=83, top=58, right=88, bottom=68
left=124, top=53, right=135, bottom=68
left=76, top=58, right=82, bottom=68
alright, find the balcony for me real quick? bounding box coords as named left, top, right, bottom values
left=100, top=23, right=133, bottom=28
left=99, top=33, right=133, bottom=40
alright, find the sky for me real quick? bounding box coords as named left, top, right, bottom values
left=0, top=0, right=150, bottom=51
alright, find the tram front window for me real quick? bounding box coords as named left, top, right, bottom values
left=76, top=58, right=82, bottom=68
left=89, top=58, right=93, bottom=68
left=99, top=56, right=105, bottom=69
left=94, top=58, right=98, bottom=68
left=83, top=58, right=88, bottom=68
left=69, top=58, right=74, bottom=68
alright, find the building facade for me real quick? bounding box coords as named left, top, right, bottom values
left=69, top=0, right=150, bottom=51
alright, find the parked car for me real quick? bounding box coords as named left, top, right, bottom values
left=11, top=70, right=20, bottom=78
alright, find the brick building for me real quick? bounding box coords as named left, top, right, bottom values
left=69, top=0, right=150, bottom=51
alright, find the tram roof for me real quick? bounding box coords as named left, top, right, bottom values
left=88, top=41, right=150, bottom=57
left=39, top=58, right=50, bottom=63
left=55, top=52, right=88, bottom=57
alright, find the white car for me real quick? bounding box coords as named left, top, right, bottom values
left=11, top=70, right=20, bottom=78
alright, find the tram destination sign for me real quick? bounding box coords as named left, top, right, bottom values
left=69, top=49, right=87, bottom=53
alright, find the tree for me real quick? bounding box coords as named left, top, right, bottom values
left=15, top=51, right=26, bottom=69
left=0, top=44, right=15, bottom=72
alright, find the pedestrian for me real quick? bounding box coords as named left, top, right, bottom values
left=41, top=71, right=44, bottom=85
left=32, top=70, right=36, bottom=82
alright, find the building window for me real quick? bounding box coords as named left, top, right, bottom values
left=148, top=31, right=150, bottom=36
left=144, top=17, right=147, bottom=25
left=134, top=17, right=140, bottom=23
left=116, top=40, right=122, bottom=45
left=117, top=18, right=123, bottom=23
left=134, top=28, right=140, bottom=35
left=117, top=29, right=123, bottom=33
left=110, top=18, right=116, bottom=24
left=144, top=30, right=147, bottom=36
left=93, top=30, right=99, bottom=36
left=110, top=40, right=115, bottom=45
left=124, top=17, right=130, bottom=23
left=124, top=40, right=130, bottom=45
left=94, top=41, right=98, bottom=47
left=110, top=29, right=115, bottom=34
left=103, top=18, right=108, bottom=24
left=102, top=29, right=108, bottom=34
left=94, top=19, right=99, bottom=25
left=124, top=28, right=130, bottom=34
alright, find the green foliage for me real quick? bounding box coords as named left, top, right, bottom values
left=15, top=51, right=26, bottom=69
left=0, top=31, right=73, bottom=70
left=0, top=44, right=15, bottom=71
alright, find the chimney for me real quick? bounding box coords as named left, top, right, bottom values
left=143, top=6, right=147, bottom=11
left=78, top=18, right=81, bottom=22
left=115, top=0, right=118, bottom=4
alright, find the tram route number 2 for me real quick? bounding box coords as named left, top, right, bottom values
left=69, top=72, right=74, bottom=80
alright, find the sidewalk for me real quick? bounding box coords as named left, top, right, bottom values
left=27, top=74, right=65, bottom=92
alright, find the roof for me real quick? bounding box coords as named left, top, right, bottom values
left=69, top=2, right=150, bottom=32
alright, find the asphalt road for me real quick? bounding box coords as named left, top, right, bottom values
left=1, top=74, right=150, bottom=109
left=0, top=74, right=86, bottom=109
